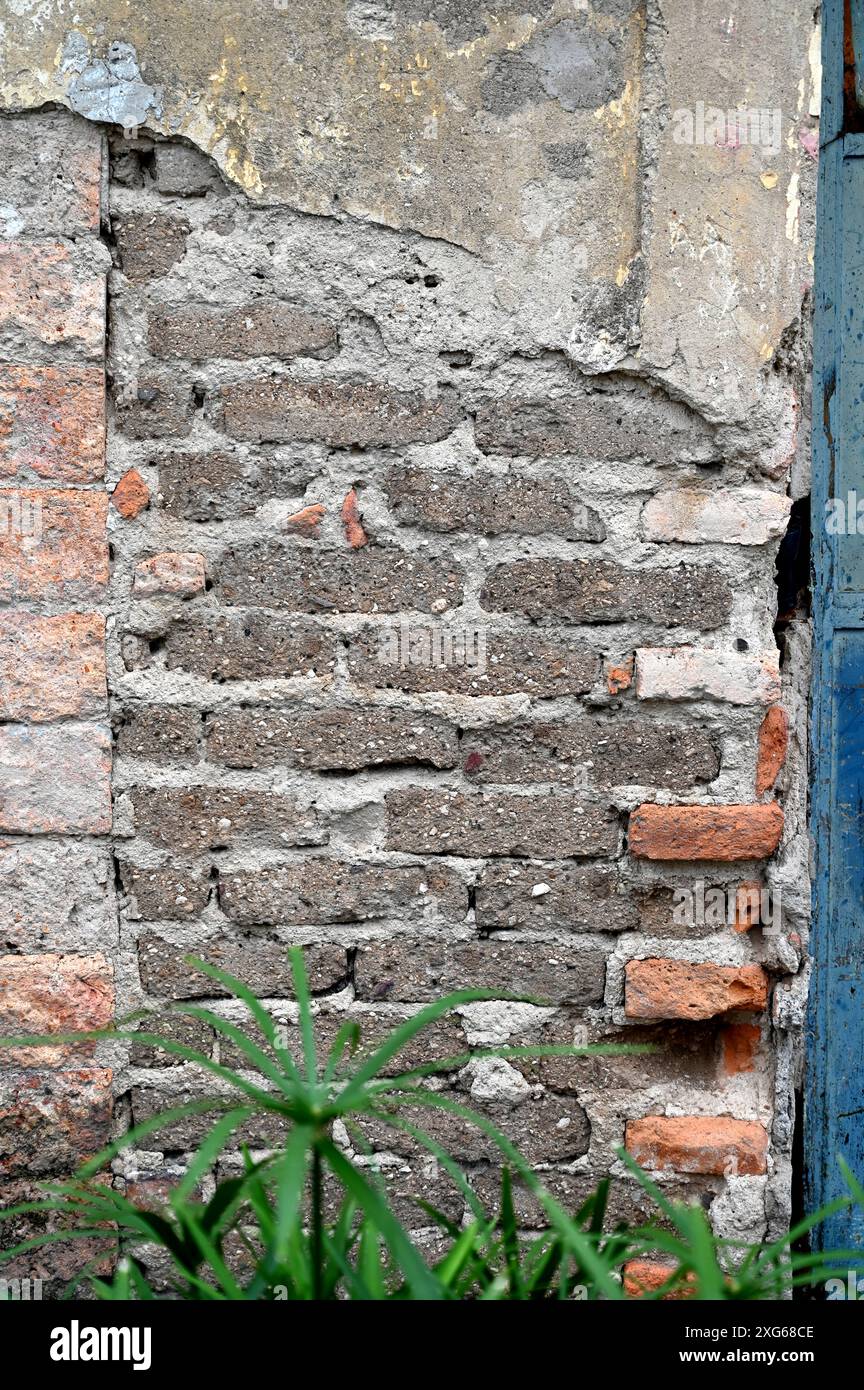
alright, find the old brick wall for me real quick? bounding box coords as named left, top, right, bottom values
left=0, top=0, right=819, bottom=1286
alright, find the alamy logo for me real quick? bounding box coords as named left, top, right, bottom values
left=378, top=620, right=487, bottom=674
left=0, top=1276, right=42, bottom=1300
left=49, top=1320, right=152, bottom=1372
left=0, top=493, right=42, bottom=549
left=671, top=101, right=782, bottom=157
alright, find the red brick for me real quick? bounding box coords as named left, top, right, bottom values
left=0, top=367, right=104, bottom=483
left=341, top=488, right=368, bottom=548
left=0, top=725, right=111, bottom=834
left=111, top=468, right=150, bottom=519
left=0, top=1069, right=112, bottom=1177
left=755, top=706, right=789, bottom=798
left=628, top=802, right=783, bottom=861
left=733, top=880, right=764, bottom=933
left=606, top=658, right=633, bottom=695
left=0, top=954, right=113, bottom=1067
left=0, top=490, right=108, bottom=603
left=0, top=613, right=106, bottom=721
left=285, top=503, right=325, bottom=536
left=624, top=959, right=768, bottom=1021
left=623, top=1260, right=694, bottom=1299
left=722, top=1023, right=761, bottom=1075
left=133, top=551, right=205, bottom=597
left=0, top=243, right=104, bottom=356
left=625, top=1115, right=769, bottom=1176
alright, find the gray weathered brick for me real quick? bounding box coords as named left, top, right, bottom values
left=481, top=558, right=732, bottom=627
left=219, top=860, right=467, bottom=926
left=474, top=393, right=717, bottom=463
left=138, top=932, right=347, bottom=998
left=205, top=707, right=458, bottom=771
left=116, top=706, right=200, bottom=763
left=161, top=614, right=337, bottom=681
left=354, top=937, right=607, bottom=1006
left=120, top=862, right=211, bottom=920
left=475, top=860, right=639, bottom=932
left=218, top=543, right=464, bottom=614
left=157, top=451, right=311, bottom=521
left=220, top=379, right=460, bottom=446
left=386, top=789, right=619, bottom=858
left=149, top=301, right=336, bottom=361
left=112, top=211, right=190, bottom=282
left=115, top=375, right=194, bottom=439
left=460, top=718, right=720, bottom=788
left=385, top=468, right=605, bottom=538
left=347, top=626, right=600, bottom=697
left=130, top=787, right=327, bottom=851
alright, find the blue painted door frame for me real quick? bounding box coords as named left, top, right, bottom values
left=808, top=0, right=864, bottom=1248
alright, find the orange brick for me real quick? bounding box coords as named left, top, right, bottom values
left=0, top=954, right=113, bottom=1067
left=623, top=1260, right=694, bottom=1299
left=285, top=503, right=325, bottom=536
left=111, top=468, right=150, bottom=519
left=607, top=658, right=634, bottom=695
left=0, top=489, right=108, bottom=603
left=0, top=367, right=105, bottom=483
left=722, top=1023, right=761, bottom=1075
left=341, top=488, right=368, bottom=548
left=629, top=802, right=783, bottom=861
left=0, top=613, right=106, bottom=721
left=755, top=705, right=789, bottom=798
left=625, top=959, right=768, bottom=1021
left=0, top=725, right=111, bottom=834
left=0, top=244, right=104, bottom=357
left=734, top=880, right=764, bottom=932
left=626, top=1115, right=769, bottom=1176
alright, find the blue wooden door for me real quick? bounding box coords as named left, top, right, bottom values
left=808, top=0, right=864, bottom=1250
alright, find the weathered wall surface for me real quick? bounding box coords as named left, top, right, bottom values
left=0, top=0, right=819, bottom=1289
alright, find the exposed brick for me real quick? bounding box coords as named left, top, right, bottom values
left=636, top=647, right=781, bottom=705
left=0, top=1178, right=110, bottom=1294
left=220, top=379, right=460, bottom=446
left=0, top=954, right=113, bottom=1067
left=755, top=705, right=789, bottom=798
left=0, top=243, right=104, bottom=356
left=625, top=1115, right=769, bottom=1177
left=152, top=142, right=219, bottom=196
left=0, top=489, right=108, bottom=603
left=112, top=211, right=190, bottom=282
left=0, top=843, right=115, bottom=953
left=161, top=614, right=337, bottom=681
left=386, top=468, right=606, bottom=539
left=133, top=551, right=206, bottom=598
left=157, top=451, right=311, bottom=521
left=642, top=487, right=791, bottom=545
left=0, top=111, right=101, bottom=237
left=623, top=1260, right=693, bottom=1299
left=354, top=938, right=607, bottom=1007
left=348, top=626, right=600, bottom=697
left=0, top=726, right=111, bottom=834
left=534, top=1023, right=716, bottom=1094
left=0, top=1069, right=112, bottom=1177
left=111, top=468, right=150, bottom=518
left=459, top=718, right=719, bottom=789
left=130, top=1011, right=214, bottom=1068
left=116, top=706, right=199, bottom=763
left=606, top=658, right=633, bottom=695
left=219, top=860, right=467, bottom=927
left=205, top=707, right=457, bottom=771
left=359, top=1090, right=590, bottom=1166
left=130, top=787, right=327, bottom=851
left=218, top=542, right=464, bottom=613
left=628, top=802, right=784, bottom=861
left=114, top=375, right=194, bottom=439
left=733, top=881, right=765, bottom=933
left=474, top=393, right=716, bottom=463
left=481, top=559, right=731, bottom=628
left=624, top=959, right=769, bottom=1021
left=341, top=487, right=368, bottom=548
left=0, top=366, right=105, bottom=483
left=386, top=788, right=619, bottom=859
left=474, top=861, right=638, bottom=932
left=722, top=1023, right=761, bottom=1075
left=129, top=1084, right=288, bottom=1150
left=286, top=503, right=325, bottom=536
left=138, top=932, right=347, bottom=999
left=0, top=613, right=106, bottom=722
left=148, top=300, right=335, bottom=360
left=468, top=1168, right=718, bottom=1234
left=119, top=863, right=210, bottom=920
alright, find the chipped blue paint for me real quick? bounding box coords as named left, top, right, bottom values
left=807, top=0, right=864, bottom=1252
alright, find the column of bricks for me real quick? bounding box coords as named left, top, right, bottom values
left=0, top=112, right=114, bottom=1284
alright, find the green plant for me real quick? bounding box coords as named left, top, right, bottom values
left=0, top=950, right=857, bottom=1301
